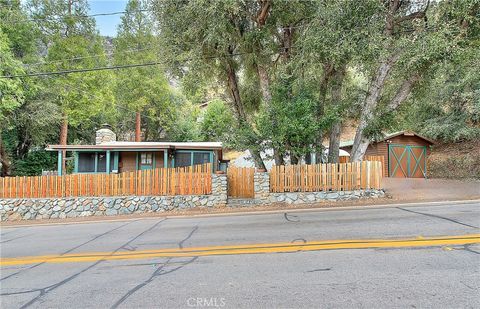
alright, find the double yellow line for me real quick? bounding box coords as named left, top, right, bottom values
left=2, top=234, right=479, bottom=266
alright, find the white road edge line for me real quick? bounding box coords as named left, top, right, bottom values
left=1, top=199, right=479, bottom=229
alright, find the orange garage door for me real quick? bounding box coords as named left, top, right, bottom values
left=388, top=145, right=427, bottom=178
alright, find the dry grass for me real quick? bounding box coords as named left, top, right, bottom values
left=428, top=139, right=480, bottom=179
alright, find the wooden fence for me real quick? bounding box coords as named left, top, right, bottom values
left=227, top=166, right=255, bottom=198
left=0, top=163, right=212, bottom=199
left=339, top=155, right=385, bottom=177
left=270, top=161, right=382, bottom=193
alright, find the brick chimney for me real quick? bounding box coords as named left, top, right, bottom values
left=95, top=124, right=116, bottom=145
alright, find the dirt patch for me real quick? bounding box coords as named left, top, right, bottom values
left=383, top=178, right=480, bottom=202
left=428, top=139, right=480, bottom=179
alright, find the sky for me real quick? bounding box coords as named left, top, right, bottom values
left=88, top=0, right=128, bottom=37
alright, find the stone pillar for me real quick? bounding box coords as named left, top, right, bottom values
left=211, top=173, right=228, bottom=207
left=254, top=171, right=270, bottom=203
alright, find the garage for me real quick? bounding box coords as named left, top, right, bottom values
left=340, top=131, right=435, bottom=178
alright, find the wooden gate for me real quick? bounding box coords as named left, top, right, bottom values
left=388, top=145, right=427, bottom=178
left=227, top=166, right=255, bottom=198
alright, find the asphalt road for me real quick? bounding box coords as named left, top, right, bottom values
left=1, top=201, right=479, bottom=308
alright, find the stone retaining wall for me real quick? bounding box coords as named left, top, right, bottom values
left=0, top=171, right=385, bottom=221
left=0, top=174, right=227, bottom=221
left=250, top=171, right=384, bottom=205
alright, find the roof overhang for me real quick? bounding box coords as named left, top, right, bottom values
left=46, top=142, right=223, bottom=152
left=339, top=131, right=435, bottom=148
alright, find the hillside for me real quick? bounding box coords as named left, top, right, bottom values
left=427, top=139, right=480, bottom=179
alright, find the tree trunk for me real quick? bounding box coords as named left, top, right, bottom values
left=257, top=65, right=272, bottom=104
left=350, top=53, right=401, bottom=161
left=273, top=151, right=284, bottom=166
left=314, top=64, right=334, bottom=163
left=225, top=58, right=266, bottom=170
left=135, top=111, right=141, bottom=142
left=327, top=66, right=346, bottom=163
left=386, top=73, right=420, bottom=111
left=256, top=64, right=284, bottom=165
left=290, top=153, right=299, bottom=165
left=328, top=122, right=342, bottom=163
left=16, top=129, right=32, bottom=160
left=0, top=131, right=11, bottom=177
left=59, top=115, right=68, bottom=173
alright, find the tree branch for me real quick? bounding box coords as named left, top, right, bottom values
left=395, top=11, right=426, bottom=24
left=256, top=0, right=271, bottom=26
left=387, top=73, right=421, bottom=111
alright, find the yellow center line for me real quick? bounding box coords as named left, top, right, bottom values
left=1, top=234, right=479, bottom=266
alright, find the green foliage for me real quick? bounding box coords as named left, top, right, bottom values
left=12, top=150, right=57, bottom=176
left=168, top=103, right=201, bottom=142
left=114, top=0, right=175, bottom=140
left=257, top=77, right=319, bottom=159
left=398, top=31, right=480, bottom=143
left=199, top=99, right=235, bottom=142
left=0, top=29, right=25, bottom=126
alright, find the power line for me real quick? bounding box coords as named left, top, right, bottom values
left=1, top=49, right=291, bottom=79
left=2, top=61, right=163, bottom=78
left=1, top=9, right=151, bottom=23
left=25, top=46, right=157, bottom=67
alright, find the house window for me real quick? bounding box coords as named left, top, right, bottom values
left=175, top=152, right=191, bottom=168
left=193, top=152, right=210, bottom=165
left=78, top=153, right=96, bottom=173
left=97, top=153, right=107, bottom=172
left=140, top=153, right=153, bottom=165
left=175, top=151, right=212, bottom=168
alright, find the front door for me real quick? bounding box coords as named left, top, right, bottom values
left=388, top=145, right=427, bottom=178
left=139, top=152, right=154, bottom=170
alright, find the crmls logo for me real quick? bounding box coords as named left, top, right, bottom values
left=187, top=297, right=226, bottom=307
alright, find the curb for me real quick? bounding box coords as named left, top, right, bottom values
left=2, top=199, right=479, bottom=229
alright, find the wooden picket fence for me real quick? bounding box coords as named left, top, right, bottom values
left=0, top=163, right=212, bottom=199
left=270, top=161, right=382, bottom=193
left=364, top=155, right=385, bottom=177
left=227, top=166, right=255, bottom=198
left=339, top=155, right=385, bottom=176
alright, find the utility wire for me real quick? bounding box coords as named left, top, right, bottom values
left=1, top=48, right=291, bottom=79
left=2, top=61, right=163, bottom=78
left=1, top=9, right=150, bottom=23
left=25, top=46, right=157, bottom=67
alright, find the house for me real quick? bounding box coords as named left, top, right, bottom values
left=340, top=131, right=435, bottom=178
left=46, top=125, right=226, bottom=175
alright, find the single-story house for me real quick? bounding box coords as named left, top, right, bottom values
left=340, top=131, right=435, bottom=178
left=46, top=126, right=226, bottom=175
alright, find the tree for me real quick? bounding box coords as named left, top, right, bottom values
left=199, top=99, right=235, bottom=142
left=114, top=0, right=175, bottom=142
left=155, top=0, right=269, bottom=169
left=298, top=0, right=381, bottom=162
left=27, top=0, right=114, bottom=171
left=349, top=0, right=477, bottom=161
left=257, top=76, right=319, bottom=163
left=0, top=28, right=25, bottom=176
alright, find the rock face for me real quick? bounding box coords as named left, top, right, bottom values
left=0, top=171, right=385, bottom=221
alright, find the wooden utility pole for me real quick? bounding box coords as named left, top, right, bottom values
left=135, top=111, right=141, bottom=142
